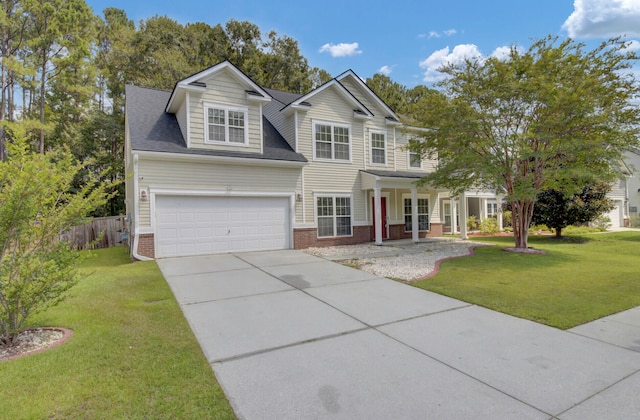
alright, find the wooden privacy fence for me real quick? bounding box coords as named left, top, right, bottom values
left=59, top=215, right=127, bottom=250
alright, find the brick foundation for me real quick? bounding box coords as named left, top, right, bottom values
left=294, top=223, right=446, bottom=249
left=135, top=233, right=155, bottom=259
left=294, top=226, right=372, bottom=249
left=387, top=223, right=444, bottom=240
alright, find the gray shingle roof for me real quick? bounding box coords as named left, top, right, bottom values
left=125, top=85, right=307, bottom=163
left=361, top=169, right=428, bottom=179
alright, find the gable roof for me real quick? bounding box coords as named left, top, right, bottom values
left=165, top=60, right=272, bottom=113
left=126, top=84, right=306, bottom=163
left=279, top=78, right=374, bottom=118
left=335, top=70, right=399, bottom=123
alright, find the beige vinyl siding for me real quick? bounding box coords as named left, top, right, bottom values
left=296, top=88, right=368, bottom=224
left=136, top=157, right=302, bottom=227
left=176, top=98, right=188, bottom=144
left=188, top=69, right=262, bottom=154
left=609, top=177, right=626, bottom=198
left=395, top=130, right=438, bottom=172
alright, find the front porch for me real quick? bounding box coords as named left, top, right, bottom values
left=360, top=170, right=504, bottom=244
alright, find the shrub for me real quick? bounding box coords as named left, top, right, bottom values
left=0, top=129, right=116, bottom=345
left=467, top=216, right=479, bottom=231
left=502, top=210, right=512, bottom=227
left=480, top=217, right=500, bottom=234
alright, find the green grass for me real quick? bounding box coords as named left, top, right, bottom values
left=0, top=247, right=235, bottom=419
left=415, top=231, right=640, bottom=329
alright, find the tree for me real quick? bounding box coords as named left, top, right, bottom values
left=0, top=125, right=115, bottom=345
left=407, top=36, right=640, bottom=249
left=366, top=73, right=407, bottom=114
left=532, top=182, right=614, bottom=238
left=24, top=0, right=95, bottom=153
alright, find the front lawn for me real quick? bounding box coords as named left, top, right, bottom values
left=415, top=231, right=640, bottom=329
left=0, top=247, right=235, bottom=419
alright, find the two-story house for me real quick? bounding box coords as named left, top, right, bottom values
left=125, top=61, right=462, bottom=259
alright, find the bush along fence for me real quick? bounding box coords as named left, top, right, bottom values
left=59, top=215, right=127, bottom=250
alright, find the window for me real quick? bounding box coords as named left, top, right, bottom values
left=404, top=197, right=429, bottom=232
left=204, top=103, right=248, bottom=145
left=370, top=131, right=386, bottom=165
left=487, top=200, right=498, bottom=218
left=313, top=121, right=351, bottom=161
left=317, top=195, right=352, bottom=237
left=408, top=151, right=421, bottom=169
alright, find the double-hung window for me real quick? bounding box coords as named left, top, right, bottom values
left=487, top=200, right=498, bottom=219
left=408, top=151, right=422, bottom=169
left=403, top=196, right=429, bottom=232
left=316, top=195, right=352, bottom=237
left=313, top=121, right=351, bottom=161
left=204, top=103, right=248, bottom=145
left=370, top=131, right=386, bottom=165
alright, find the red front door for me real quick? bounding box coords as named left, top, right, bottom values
left=372, top=197, right=388, bottom=240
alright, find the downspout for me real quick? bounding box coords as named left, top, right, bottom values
left=132, top=153, right=152, bottom=261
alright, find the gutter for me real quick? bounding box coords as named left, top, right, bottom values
left=132, top=153, right=153, bottom=261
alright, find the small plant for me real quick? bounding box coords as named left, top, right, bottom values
left=467, top=216, right=479, bottom=231
left=480, top=217, right=500, bottom=234
left=630, top=216, right=640, bottom=228
left=502, top=210, right=512, bottom=227
left=593, top=216, right=611, bottom=230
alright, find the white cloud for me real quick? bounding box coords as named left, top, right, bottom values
left=318, top=42, right=362, bottom=57
left=427, top=29, right=458, bottom=39
left=563, top=0, right=640, bottom=38
left=621, top=39, right=640, bottom=52
left=419, top=44, right=484, bottom=82
left=378, top=65, right=393, bottom=76
left=490, top=45, right=525, bottom=60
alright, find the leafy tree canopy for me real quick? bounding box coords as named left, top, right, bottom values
left=407, top=36, right=640, bottom=249
left=532, top=182, right=615, bottom=238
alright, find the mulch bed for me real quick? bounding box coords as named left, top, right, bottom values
left=0, top=327, right=73, bottom=361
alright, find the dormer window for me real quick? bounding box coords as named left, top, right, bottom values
left=204, top=102, right=248, bottom=146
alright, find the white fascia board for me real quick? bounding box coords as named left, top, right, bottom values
left=135, top=150, right=307, bottom=168
left=336, top=70, right=399, bottom=120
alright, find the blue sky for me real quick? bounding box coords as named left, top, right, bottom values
left=86, top=0, right=640, bottom=88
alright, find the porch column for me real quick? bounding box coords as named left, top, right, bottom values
left=497, top=194, right=504, bottom=230
left=459, top=192, right=468, bottom=239
left=452, top=198, right=458, bottom=234
left=374, top=186, right=383, bottom=245
left=411, top=187, right=419, bottom=243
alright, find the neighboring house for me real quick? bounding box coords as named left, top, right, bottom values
left=626, top=150, right=640, bottom=224
left=125, top=61, right=462, bottom=259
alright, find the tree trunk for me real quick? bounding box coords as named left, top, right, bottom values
left=555, top=227, right=562, bottom=239
left=39, top=56, right=46, bottom=154
left=511, top=199, right=535, bottom=249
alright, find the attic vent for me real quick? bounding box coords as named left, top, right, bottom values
left=385, top=116, right=398, bottom=122
left=246, top=90, right=263, bottom=97
left=189, top=81, right=206, bottom=88
left=299, top=101, right=312, bottom=107
left=354, top=109, right=365, bottom=114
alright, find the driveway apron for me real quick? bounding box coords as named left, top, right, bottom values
left=157, top=250, right=640, bottom=420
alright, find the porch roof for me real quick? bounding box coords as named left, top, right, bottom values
left=360, top=169, right=434, bottom=190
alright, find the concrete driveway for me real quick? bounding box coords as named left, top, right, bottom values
left=157, top=250, right=640, bottom=419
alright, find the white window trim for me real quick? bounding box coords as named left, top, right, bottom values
left=314, top=192, right=354, bottom=238
left=203, top=101, right=249, bottom=146
left=402, top=193, right=430, bottom=232
left=312, top=119, right=352, bottom=163
left=407, top=150, right=422, bottom=170
left=369, top=130, right=387, bottom=166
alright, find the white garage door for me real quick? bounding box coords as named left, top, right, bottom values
left=606, top=201, right=622, bottom=228
left=155, top=195, right=290, bottom=258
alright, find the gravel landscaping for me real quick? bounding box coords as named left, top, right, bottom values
left=304, top=238, right=490, bottom=281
